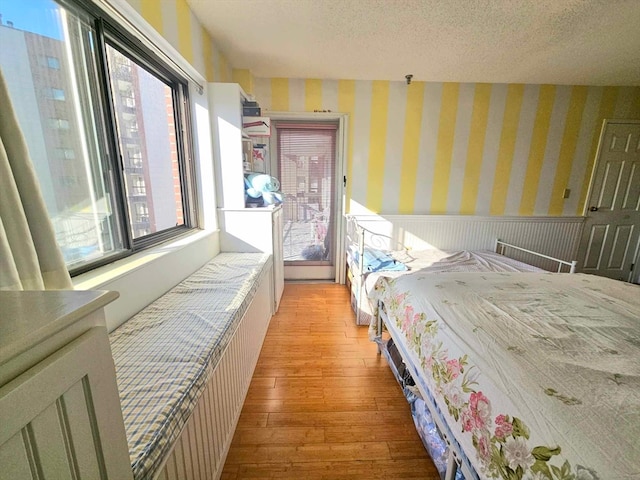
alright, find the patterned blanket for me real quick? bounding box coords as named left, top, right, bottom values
left=371, top=272, right=640, bottom=480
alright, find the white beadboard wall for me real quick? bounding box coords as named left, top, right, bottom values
left=157, top=265, right=272, bottom=480
left=352, top=215, right=584, bottom=271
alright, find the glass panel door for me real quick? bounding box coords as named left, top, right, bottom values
left=276, top=122, right=338, bottom=279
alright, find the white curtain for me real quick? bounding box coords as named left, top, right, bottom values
left=0, top=69, right=73, bottom=290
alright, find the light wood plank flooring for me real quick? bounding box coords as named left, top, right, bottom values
left=221, top=283, right=439, bottom=479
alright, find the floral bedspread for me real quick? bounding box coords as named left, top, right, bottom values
left=356, top=249, right=544, bottom=326
left=370, top=272, right=640, bottom=480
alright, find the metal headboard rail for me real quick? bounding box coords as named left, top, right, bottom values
left=495, top=239, right=577, bottom=273
left=345, top=215, right=408, bottom=252
left=346, top=215, right=414, bottom=323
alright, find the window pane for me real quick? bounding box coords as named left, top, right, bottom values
left=105, top=45, right=185, bottom=239
left=46, top=55, right=60, bottom=69
left=277, top=125, right=337, bottom=263
left=0, top=0, right=125, bottom=268
left=48, top=87, right=65, bottom=100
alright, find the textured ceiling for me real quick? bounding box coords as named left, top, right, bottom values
left=187, top=0, right=640, bottom=86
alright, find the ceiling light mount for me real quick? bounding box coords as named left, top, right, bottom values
left=405, top=74, right=413, bottom=85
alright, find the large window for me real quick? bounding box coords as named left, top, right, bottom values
left=105, top=44, right=186, bottom=239
left=0, top=0, right=194, bottom=273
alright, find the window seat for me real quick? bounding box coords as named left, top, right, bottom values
left=109, top=252, right=272, bottom=479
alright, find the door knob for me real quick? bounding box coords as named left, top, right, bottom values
left=589, top=206, right=598, bottom=212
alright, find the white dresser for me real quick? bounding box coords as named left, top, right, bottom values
left=0, top=290, right=132, bottom=480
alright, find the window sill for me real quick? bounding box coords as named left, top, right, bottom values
left=73, top=229, right=217, bottom=291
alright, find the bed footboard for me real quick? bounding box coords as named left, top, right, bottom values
left=495, top=239, right=577, bottom=273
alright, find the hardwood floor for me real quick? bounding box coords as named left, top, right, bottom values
left=221, top=283, right=440, bottom=479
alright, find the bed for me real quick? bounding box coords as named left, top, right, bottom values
left=344, top=216, right=639, bottom=479
left=371, top=270, right=640, bottom=480
left=344, top=215, right=577, bottom=327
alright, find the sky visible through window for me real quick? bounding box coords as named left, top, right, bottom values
left=0, top=0, right=63, bottom=39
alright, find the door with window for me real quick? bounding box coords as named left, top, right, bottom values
left=274, top=122, right=339, bottom=280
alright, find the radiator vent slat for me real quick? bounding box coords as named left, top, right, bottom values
left=158, top=273, right=272, bottom=479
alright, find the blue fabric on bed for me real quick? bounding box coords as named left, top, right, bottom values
left=362, top=247, right=408, bottom=272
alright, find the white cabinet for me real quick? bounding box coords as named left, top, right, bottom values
left=208, top=82, right=275, bottom=207
left=0, top=290, right=132, bottom=480
left=209, top=82, right=284, bottom=311
left=218, top=206, right=284, bottom=312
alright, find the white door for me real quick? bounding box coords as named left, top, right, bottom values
left=578, top=121, right=640, bottom=282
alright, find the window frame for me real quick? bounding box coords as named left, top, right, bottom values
left=56, top=2, right=198, bottom=276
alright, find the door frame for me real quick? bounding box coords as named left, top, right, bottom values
left=580, top=118, right=640, bottom=283
left=267, top=111, right=348, bottom=283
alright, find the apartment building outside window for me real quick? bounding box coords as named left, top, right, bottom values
left=0, top=0, right=195, bottom=273
left=127, top=145, right=143, bottom=169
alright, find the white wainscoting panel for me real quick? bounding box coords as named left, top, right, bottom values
left=156, top=265, right=273, bottom=480
left=0, top=327, right=133, bottom=480
left=352, top=215, right=585, bottom=271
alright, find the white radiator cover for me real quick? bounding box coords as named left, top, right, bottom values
left=155, top=267, right=273, bottom=480
left=352, top=215, right=584, bottom=271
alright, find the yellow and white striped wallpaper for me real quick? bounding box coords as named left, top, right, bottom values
left=254, top=78, right=640, bottom=216
left=117, top=2, right=640, bottom=218
left=124, top=0, right=232, bottom=82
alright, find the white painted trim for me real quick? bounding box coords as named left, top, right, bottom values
left=267, top=111, right=347, bottom=121
left=284, top=265, right=334, bottom=280
left=92, top=0, right=206, bottom=91
left=73, top=230, right=216, bottom=288
left=73, top=229, right=220, bottom=331
left=267, top=111, right=349, bottom=283
left=582, top=119, right=608, bottom=217
left=336, top=113, right=349, bottom=284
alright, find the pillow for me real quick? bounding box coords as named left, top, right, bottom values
left=362, top=247, right=408, bottom=273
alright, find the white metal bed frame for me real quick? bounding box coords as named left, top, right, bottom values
left=344, top=215, right=579, bottom=480
left=346, top=215, right=578, bottom=329
left=345, top=215, right=407, bottom=325
left=494, top=239, right=577, bottom=273
left=378, top=305, right=477, bottom=480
